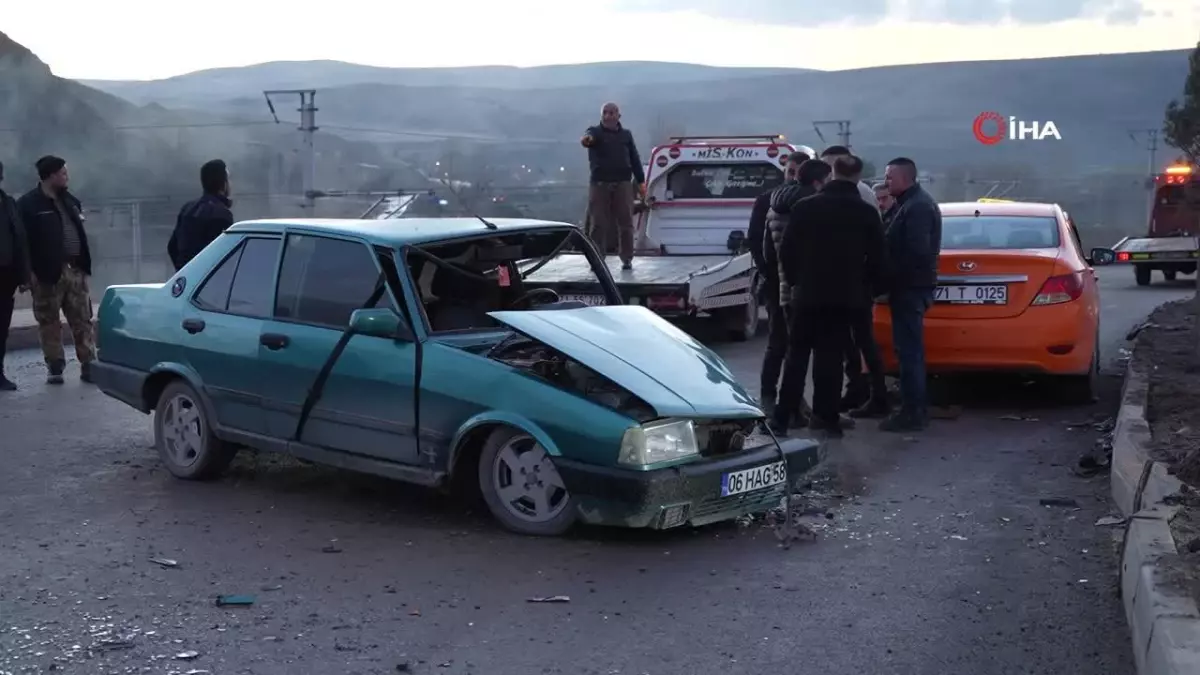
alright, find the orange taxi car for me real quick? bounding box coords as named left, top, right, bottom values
left=871, top=200, right=1101, bottom=402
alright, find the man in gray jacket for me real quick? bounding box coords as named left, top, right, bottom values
left=0, top=161, right=32, bottom=390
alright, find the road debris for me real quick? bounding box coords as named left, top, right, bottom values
left=999, top=414, right=1039, bottom=422
left=527, top=596, right=570, bottom=603
left=322, top=544, right=343, bottom=553
left=215, top=594, right=256, bottom=607
left=949, top=535, right=968, bottom=541
left=1095, top=516, right=1127, bottom=527
left=175, top=650, right=200, bottom=660
left=149, top=557, right=179, bottom=568
left=1039, top=497, right=1079, bottom=508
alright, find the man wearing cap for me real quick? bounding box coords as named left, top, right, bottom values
left=16, top=155, right=96, bottom=384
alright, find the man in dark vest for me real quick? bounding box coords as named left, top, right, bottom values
left=16, top=155, right=95, bottom=384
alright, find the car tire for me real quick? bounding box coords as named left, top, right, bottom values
left=1060, top=343, right=1100, bottom=405
left=723, top=292, right=760, bottom=342
left=153, top=380, right=237, bottom=481
left=1135, top=265, right=1151, bottom=286
left=1164, top=269, right=1178, bottom=282
left=478, top=427, right=578, bottom=536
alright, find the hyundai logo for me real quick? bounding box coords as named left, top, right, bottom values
left=958, top=261, right=977, bottom=271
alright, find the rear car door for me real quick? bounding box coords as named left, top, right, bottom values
left=257, top=233, right=420, bottom=464
left=181, top=235, right=282, bottom=434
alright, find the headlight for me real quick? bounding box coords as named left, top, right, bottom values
left=618, top=419, right=699, bottom=466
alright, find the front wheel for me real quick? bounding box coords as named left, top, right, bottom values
left=1164, top=269, right=1178, bottom=282
left=478, top=427, right=578, bottom=536
left=154, top=380, right=237, bottom=480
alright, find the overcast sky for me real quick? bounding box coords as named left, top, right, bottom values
left=4, top=0, right=1198, bottom=80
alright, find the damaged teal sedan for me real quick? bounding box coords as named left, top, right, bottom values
left=91, top=217, right=821, bottom=536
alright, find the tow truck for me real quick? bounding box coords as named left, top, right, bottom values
left=526, top=134, right=806, bottom=340
left=1109, top=162, right=1200, bottom=286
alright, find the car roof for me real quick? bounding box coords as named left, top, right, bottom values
left=227, top=217, right=578, bottom=247
left=938, top=201, right=1061, bottom=218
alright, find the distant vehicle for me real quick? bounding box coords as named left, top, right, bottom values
left=872, top=200, right=1103, bottom=402
left=527, top=134, right=814, bottom=340
left=1108, top=162, right=1200, bottom=286
left=89, top=217, right=819, bottom=536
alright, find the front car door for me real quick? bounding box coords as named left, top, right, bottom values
left=257, top=232, right=420, bottom=464
left=180, top=234, right=282, bottom=434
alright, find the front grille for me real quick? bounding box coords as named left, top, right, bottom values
left=691, top=484, right=786, bottom=520
left=694, top=419, right=758, bottom=456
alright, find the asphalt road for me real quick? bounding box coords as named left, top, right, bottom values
left=0, top=266, right=1192, bottom=675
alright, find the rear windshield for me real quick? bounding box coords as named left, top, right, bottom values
left=1154, top=184, right=1200, bottom=207
left=665, top=162, right=784, bottom=199
left=941, top=215, right=1061, bottom=249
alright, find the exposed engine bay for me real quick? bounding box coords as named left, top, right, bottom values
left=488, top=336, right=657, bottom=422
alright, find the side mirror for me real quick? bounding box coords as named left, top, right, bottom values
left=349, top=308, right=411, bottom=340
left=1088, top=247, right=1116, bottom=266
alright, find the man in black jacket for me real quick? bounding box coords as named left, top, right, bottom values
left=747, top=149, right=810, bottom=415
left=582, top=102, right=644, bottom=270
left=880, top=157, right=942, bottom=432
left=769, top=155, right=886, bottom=437
left=16, top=155, right=96, bottom=385
left=168, top=159, right=233, bottom=271
left=0, top=161, right=32, bottom=390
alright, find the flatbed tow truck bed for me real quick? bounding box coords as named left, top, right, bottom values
left=526, top=252, right=733, bottom=286
left=1110, top=236, right=1199, bottom=285
left=525, top=252, right=752, bottom=326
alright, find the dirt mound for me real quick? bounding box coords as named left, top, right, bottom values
left=1142, top=299, right=1200, bottom=487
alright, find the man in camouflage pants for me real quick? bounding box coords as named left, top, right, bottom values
left=16, top=156, right=96, bottom=384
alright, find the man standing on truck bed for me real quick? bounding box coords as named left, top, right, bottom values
left=581, top=102, right=645, bottom=271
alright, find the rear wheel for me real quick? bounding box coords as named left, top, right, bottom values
left=722, top=291, right=760, bottom=342
left=1059, top=341, right=1100, bottom=405
left=154, top=380, right=237, bottom=480
left=1135, top=265, right=1151, bottom=286
left=1164, top=269, right=1178, bottom=282
left=478, top=427, right=577, bottom=536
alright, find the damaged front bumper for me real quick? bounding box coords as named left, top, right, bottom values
left=554, top=437, right=824, bottom=529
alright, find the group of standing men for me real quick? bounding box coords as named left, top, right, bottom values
left=747, top=146, right=942, bottom=437
left=0, top=156, right=232, bottom=390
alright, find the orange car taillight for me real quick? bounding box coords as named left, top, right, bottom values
left=1032, top=272, right=1084, bottom=306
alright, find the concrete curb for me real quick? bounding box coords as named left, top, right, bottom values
left=1112, top=338, right=1200, bottom=674
left=8, top=321, right=96, bottom=353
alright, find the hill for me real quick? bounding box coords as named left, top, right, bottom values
left=79, top=61, right=807, bottom=107
left=81, top=49, right=1187, bottom=179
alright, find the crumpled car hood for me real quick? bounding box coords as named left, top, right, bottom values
left=488, top=305, right=762, bottom=419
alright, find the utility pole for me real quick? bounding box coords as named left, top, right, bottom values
left=1129, top=128, right=1160, bottom=187
left=264, top=89, right=318, bottom=215
left=812, top=120, right=852, bottom=150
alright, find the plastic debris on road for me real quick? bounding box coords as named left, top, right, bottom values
left=527, top=596, right=570, bottom=603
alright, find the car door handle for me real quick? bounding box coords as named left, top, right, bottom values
left=181, top=318, right=205, bottom=334
left=260, top=333, right=290, bottom=350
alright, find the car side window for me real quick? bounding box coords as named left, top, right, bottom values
left=192, top=245, right=243, bottom=311
left=225, top=238, right=281, bottom=317
left=1066, top=218, right=1085, bottom=258
left=274, top=234, right=391, bottom=328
